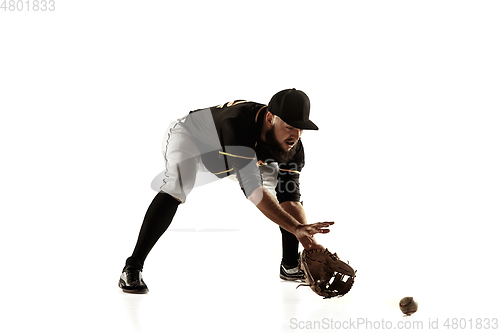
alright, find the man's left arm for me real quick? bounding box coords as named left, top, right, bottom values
left=281, top=201, right=307, bottom=225
left=276, top=139, right=305, bottom=207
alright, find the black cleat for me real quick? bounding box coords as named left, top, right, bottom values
left=119, top=267, right=149, bottom=294
left=280, top=262, right=305, bottom=282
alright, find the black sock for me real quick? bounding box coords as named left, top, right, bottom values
left=125, top=192, right=180, bottom=270
left=280, top=227, right=300, bottom=268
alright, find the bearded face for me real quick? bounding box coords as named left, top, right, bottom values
left=264, top=117, right=302, bottom=163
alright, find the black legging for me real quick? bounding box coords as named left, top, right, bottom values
left=126, top=191, right=180, bottom=269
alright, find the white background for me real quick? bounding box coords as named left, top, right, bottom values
left=1, top=1, right=499, bottom=332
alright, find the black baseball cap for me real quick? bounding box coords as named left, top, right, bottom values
left=268, top=88, right=319, bottom=130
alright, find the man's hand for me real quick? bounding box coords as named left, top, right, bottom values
left=294, top=222, right=335, bottom=251
left=249, top=187, right=335, bottom=250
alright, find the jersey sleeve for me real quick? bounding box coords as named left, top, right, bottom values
left=218, top=118, right=262, bottom=198
left=276, top=140, right=305, bottom=203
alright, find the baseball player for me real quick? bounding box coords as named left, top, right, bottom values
left=119, top=88, right=334, bottom=294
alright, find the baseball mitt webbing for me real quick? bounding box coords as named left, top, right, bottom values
left=297, top=248, right=356, bottom=299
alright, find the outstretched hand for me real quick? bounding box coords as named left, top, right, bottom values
left=295, top=222, right=335, bottom=251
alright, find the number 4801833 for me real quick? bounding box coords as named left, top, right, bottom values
left=1, top=0, right=56, bottom=11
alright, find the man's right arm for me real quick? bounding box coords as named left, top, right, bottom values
left=248, top=186, right=333, bottom=251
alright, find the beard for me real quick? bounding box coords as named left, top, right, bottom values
left=264, top=126, right=297, bottom=163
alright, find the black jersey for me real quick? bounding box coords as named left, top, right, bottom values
left=182, top=100, right=304, bottom=203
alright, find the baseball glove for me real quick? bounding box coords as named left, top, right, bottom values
left=297, top=248, right=356, bottom=299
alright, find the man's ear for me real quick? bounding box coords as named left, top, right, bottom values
left=265, top=111, right=275, bottom=127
